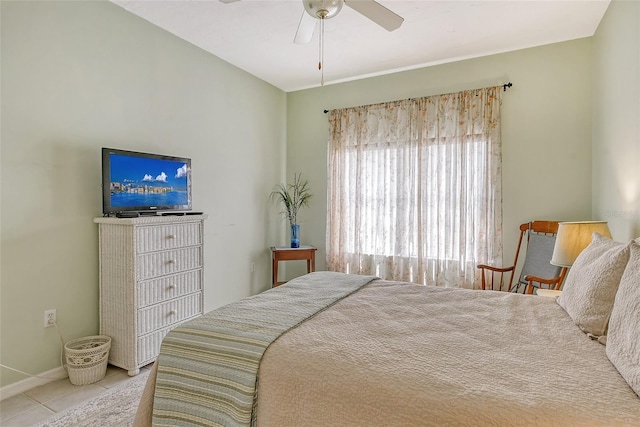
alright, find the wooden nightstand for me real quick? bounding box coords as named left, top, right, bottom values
left=270, top=246, right=317, bottom=287
left=536, top=289, right=563, bottom=298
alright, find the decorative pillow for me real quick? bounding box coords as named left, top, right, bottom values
left=606, top=241, right=640, bottom=397
left=557, top=232, right=630, bottom=337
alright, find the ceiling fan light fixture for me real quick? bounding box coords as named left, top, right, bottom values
left=304, top=0, right=344, bottom=20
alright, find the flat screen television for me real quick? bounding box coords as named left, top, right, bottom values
left=102, top=147, right=192, bottom=216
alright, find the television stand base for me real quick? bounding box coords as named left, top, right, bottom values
left=116, top=212, right=140, bottom=218
left=160, top=212, right=204, bottom=216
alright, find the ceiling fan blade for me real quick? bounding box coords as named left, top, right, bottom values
left=345, top=0, right=403, bottom=31
left=294, top=11, right=318, bottom=44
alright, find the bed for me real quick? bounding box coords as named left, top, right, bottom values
left=134, top=238, right=640, bottom=426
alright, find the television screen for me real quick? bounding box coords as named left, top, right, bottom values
left=102, top=148, right=192, bottom=215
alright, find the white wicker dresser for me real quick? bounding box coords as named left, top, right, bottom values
left=93, top=215, right=206, bottom=376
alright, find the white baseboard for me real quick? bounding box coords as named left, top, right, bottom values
left=0, top=366, right=68, bottom=400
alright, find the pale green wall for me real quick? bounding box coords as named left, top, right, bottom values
left=592, top=0, right=640, bottom=240
left=0, top=1, right=285, bottom=387
left=286, top=39, right=594, bottom=278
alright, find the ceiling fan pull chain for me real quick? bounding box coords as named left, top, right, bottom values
left=318, top=17, right=322, bottom=71
left=319, top=17, right=325, bottom=86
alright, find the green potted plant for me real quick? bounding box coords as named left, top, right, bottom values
left=270, top=173, right=312, bottom=248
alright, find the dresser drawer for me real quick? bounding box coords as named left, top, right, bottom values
left=137, top=269, right=202, bottom=308
left=136, top=315, right=200, bottom=366
left=136, top=246, right=202, bottom=280
left=137, top=292, right=202, bottom=336
left=135, top=222, right=202, bottom=254
left=137, top=327, right=171, bottom=366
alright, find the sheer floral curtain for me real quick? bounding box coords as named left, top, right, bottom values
left=326, top=86, right=503, bottom=288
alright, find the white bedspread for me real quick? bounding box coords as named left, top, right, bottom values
left=257, top=280, right=640, bottom=426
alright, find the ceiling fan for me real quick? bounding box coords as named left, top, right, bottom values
left=219, top=0, right=403, bottom=85
left=293, top=0, right=404, bottom=44
left=219, top=0, right=404, bottom=44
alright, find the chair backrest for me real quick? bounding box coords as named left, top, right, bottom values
left=511, top=221, right=561, bottom=292
left=516, top=232, right=561, bottom=288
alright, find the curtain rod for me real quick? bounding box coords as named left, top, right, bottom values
left=323, top=82, right=513, bottom=114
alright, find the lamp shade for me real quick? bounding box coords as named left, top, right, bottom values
left=550, top=221, right=612, bottom=267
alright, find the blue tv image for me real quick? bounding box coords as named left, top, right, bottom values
left=102, top=148, right=192, bottom=215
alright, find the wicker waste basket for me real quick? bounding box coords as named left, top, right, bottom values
left=64, top=335, right=111, bottom=386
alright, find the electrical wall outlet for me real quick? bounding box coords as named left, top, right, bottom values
left=44, top=309, right=56, bottom=328
left=250, top=262, right=256, bottom=272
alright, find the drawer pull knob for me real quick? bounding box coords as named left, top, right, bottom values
left=169, top=310, right=177, bottom=316
left=167, top=235, right=175, bottom=239
left=168, top=284, right=177, bottom=290
left=167, top=259, right=176, bottom=264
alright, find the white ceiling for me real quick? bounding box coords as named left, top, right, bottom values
left=112, top=0, right=610, bottom=92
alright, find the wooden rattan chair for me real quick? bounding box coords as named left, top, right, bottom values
left=477, top=221, right=568, bottom=293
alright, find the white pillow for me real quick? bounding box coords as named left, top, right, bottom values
left=557, top=232, right=630, bottom=337
left=606, top=241, right=640, bottom=397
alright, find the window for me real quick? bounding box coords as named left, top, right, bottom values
left=327, top=87, right=503, bottom=287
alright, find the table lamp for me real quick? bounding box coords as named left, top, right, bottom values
left=551, top=221, right=612, bottom=268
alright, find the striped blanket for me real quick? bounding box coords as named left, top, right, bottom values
left=151, top=271, right=377, bottom=427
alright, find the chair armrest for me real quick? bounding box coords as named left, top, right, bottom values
left=523, top=274, right=563, bottom=294
left=477, top=264, right=515, bottom=273
left=523, top=274, right=562, bottom=286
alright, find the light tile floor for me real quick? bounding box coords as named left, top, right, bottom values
left=0, top=364, right=151, bottom=426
